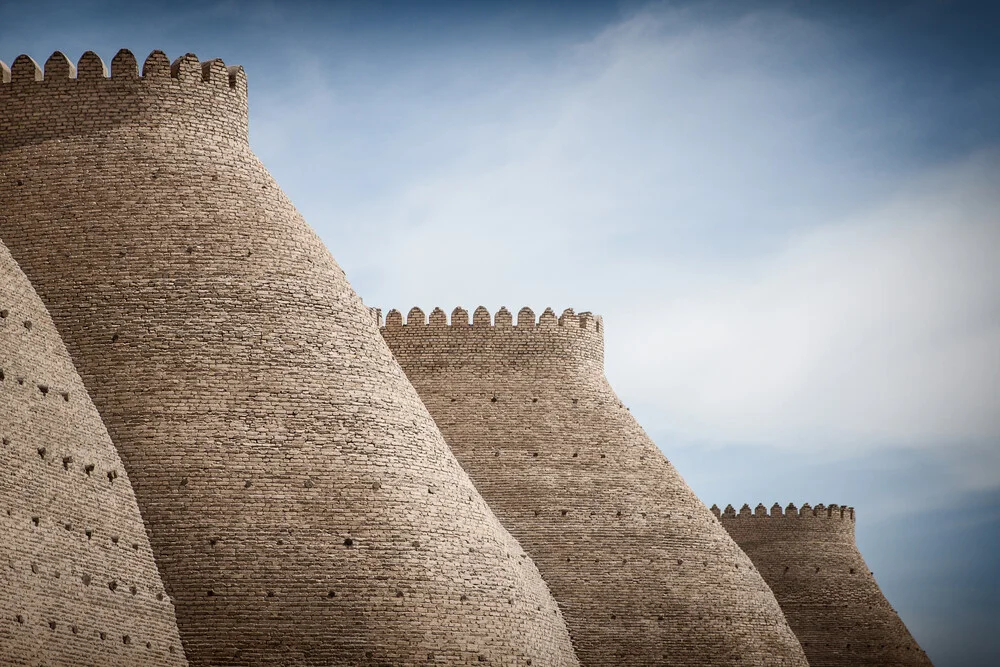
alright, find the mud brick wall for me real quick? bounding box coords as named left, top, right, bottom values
left=0, top=241, right=188, bottom=666
left=0, top=50, right=578, bottom=667
left=381, top=305, right=809, bottom=667
left=717, top=502, right=933, bottom=666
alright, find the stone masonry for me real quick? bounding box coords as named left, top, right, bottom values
left=716, top=502, right=933, bottom=666
left=381, top=306, right=810, bottom=666
left=0, top=51, right=578, bottom=666
left=0, top=240, right=188, bottom=666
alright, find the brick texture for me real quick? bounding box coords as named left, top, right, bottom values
left=0, top=50, right=578, bottom=667
left=381, top=305, right=810, bottom=666
left=716, top=502, right=933, bottom=666
left=0, top=241, right=188, bottom=666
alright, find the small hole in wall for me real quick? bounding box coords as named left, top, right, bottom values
left=561, top=510, right=568, bottom=516
left=157, top=593, right=164, bottom=601
left=186, top=246, right=194, bottom=254
left=206, top=590, right=214, bottom=597
left=0, top=369, right=4, bottom=381
left=572, top=398, right=578, bottom=405
left=23, top=321, right=32, bottom=331
left=111, top=535, right=119, bottom=545
left=490, top=396, right=497, bottom=403
left=72, top=625, right=78, bottom=634
left=532, top=398, right=538, bottom=403
left=784, top=566, right=790, bottom=573
left=16, top=615, right=24, bottom=624
left=62, top=456, right=72, bottom=470
left=100, top=632, right=106, bottom=640
left=82, top=574, right=91, bottom=586
left=64, top=523, right=72, bottom=530
left=85, top=464, right=94, bottom=476
left=169, top=646, right=176, bottom=654
left=180, top=477, right=188, bottom=487
left=396, top=591, right=404, bottom=598
left=532, top=452, right=538, bottom=458
left=16, top=180, right=23, bottom=186
left=111, top=333, right=119, bottom=342
left=49, top=620, right=56, bottom=630
left=123, top=635, right=131, bottom=645
left=147, top=641, right=152, bottom=649
left=31, top=563, right=38, bottom=574
left=0, top=309, right=7, bottom=318
left=600, top=454, right=607, bottom=458
left=328, top=590, right=336, bottom=598
left=37, top=447, right=46, bottom=459
left=108, top=580, right=118, bottom=592
left=572, top=452, right=578, bottom=457
left=107, top=470, right=117, bottom=483
left=31, top=516, right=39, bottom=527
left=1, top=437, right=7, bottom=446
left=343, top=538, right=353, bottom=547
left=85, top=529, right=93, bottom=539
left=61, top=392, right=69, bottom=402
left=37, top=384, right=48, bottom=395
left=132, top=543, right=139, bottom=551
left=17, top=377, right=24, bottom=385
left=266, top=590, right=275, bottom=598
left=815, top=566, right=820, bottom=573
left=130, top=585, right=137, bottom=596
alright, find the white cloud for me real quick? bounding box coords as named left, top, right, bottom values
left=251, top=3, right=999, bottom=475
left=617, top=152, right=1000, bottom=452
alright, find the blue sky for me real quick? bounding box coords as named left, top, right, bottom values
left=3, top=1, right=998, bottom=664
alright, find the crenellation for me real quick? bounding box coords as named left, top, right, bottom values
left=77, top=50, right=108, bottom=80
left=0, top=49, right=250, bottom=152
left=43, top=51, right=75, bottom=80
left=11, top=54, right=42, bottom=83
left=1, top=59, right=10, bottom=83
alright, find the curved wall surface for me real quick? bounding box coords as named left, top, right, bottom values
left=0, top=51, right=578, bottom=667
left=381, top=305, right=809, bottom=667
left=0, top=241, right=188, bottom=666
left=716, top=502, right=933, bottom=667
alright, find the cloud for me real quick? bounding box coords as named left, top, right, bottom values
left=619, top=151, right=1000, bottom=453
left=247, top=3, right=999, bottom=480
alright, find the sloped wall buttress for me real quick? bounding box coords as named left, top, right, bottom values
left=0, top=51, right=578, bottom=667
left=0, top=240, right=189, bottom=666
left=381, top=306, right=809, bottom=667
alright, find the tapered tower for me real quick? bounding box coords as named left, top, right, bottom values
left=0, top=51, right=578, bottom=666
left=715, top=502, right=933, bottom=666
left=0, top=241, right=188, bottom=666
left=381, top=305, right=809, bottom=666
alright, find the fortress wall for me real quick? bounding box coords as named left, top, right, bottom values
left=0, top=50, right=578, bottom=667
left=382, top=306, right=809, bottom=667
left=716, top=502, right=933, bottom=666
left=0, top=241, right=188, bottom=666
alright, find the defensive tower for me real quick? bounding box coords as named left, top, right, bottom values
left=0, top=241, right=187, bottom=666
left=381, top=305, right=809, bottom=666
left=0, top=51, right=578, bottom=666
left=714, top=502, right=933, bottom=666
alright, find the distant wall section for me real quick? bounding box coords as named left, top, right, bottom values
left=716, top=502, right=933, bottom=666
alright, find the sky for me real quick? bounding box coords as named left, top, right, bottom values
left=3, top=0, right=998, bottom=663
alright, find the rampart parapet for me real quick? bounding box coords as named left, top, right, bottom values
left=716, top=501, right=932, bottom=666
left=383, top=306, right=604, bottom=374
left=382, top=307, right=808, bottom=666
left=0, top=50, right=248, bottom=151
